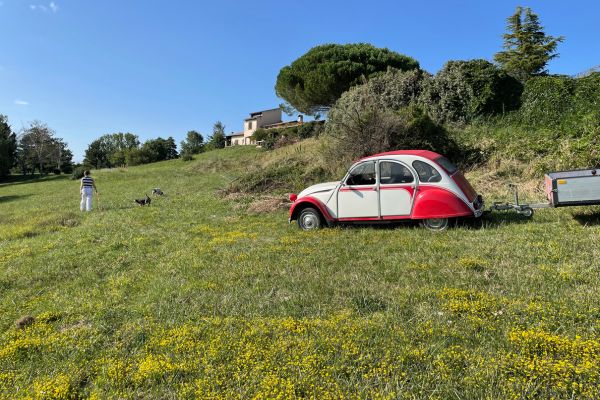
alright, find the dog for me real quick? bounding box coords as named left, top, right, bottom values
left=135, top=195, right=151, bottom=206
left=152, top=188, right=164, bottom=196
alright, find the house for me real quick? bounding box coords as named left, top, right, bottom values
left=226, top=108, right=304, bottom=146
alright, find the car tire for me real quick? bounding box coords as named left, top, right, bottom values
left=421, top=218, right=449, bottom=231
left=297, top=207, right=323, bottom=231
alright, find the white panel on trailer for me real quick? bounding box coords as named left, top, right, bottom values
left=546, top=169, right=600, bottom=207
left=557, top=177, right=600, bottom=203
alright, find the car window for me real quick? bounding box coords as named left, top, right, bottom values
left=346, top=162, right=376, bottom=186
left=379, top=161, right=414, bottom=184
left=412, top=160, right=442, bottom=183
left=434, top=157, right=457, bottom=175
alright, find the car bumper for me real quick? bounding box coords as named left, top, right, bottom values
left=473, top=194, right=484, bottom=218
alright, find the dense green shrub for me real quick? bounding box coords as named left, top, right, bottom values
left=519, top=73, right=600, bottom=134
left=325, top=83, right=460, bottom=167
left=519, top=75, right=575, bottom=127
left=297, top=121, right=324, bottom=139
left=252, top=122, right=324, bottom=150
left=368, top=69, right=429, bottom=110
left=71, top=166, right=85, bottom=180
left=420, top=60, right=522, bottom=124
left=181, top=151, right=194, bottom=161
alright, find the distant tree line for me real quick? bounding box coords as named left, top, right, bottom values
left=84, top=133, right=178, bottom=169
left=82, top=120, right=227, bottom=167
left=0, top=116, right=74, bottom=179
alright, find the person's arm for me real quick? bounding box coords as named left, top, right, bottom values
left=80, top=179, right=83, bottom=191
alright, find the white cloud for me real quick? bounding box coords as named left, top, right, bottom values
left=14, top=100, right=29, bottom=106
left=29, top=2, right=58, bottom=13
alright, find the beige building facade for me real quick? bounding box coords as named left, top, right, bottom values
left=226, top=108, right=305, bottom=146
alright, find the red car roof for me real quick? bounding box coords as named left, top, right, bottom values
left=360, top=150, right=443, bottom=161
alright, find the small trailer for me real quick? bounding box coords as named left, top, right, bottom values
left=545, top=169, right=600, bottom=207
left=489, top=168, right=600, bottom=217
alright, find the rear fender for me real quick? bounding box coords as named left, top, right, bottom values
left=412, top=187, right=473, bottom=219
left=289, top=196, right=334, bottom=224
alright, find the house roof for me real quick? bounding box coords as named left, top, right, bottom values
left=227, top=131, right=245, bottom=138
left=249, top=108, right=281, bottom=117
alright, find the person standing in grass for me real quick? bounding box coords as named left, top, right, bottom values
left=80, top=170, right=98, bottom=212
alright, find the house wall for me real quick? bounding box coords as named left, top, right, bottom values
left=258, top=109, right=282, bottom=127
left=242, top=109, right=283, bottom=145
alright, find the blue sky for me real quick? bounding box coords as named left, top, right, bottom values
left=1, top=0, right=598, bottom=161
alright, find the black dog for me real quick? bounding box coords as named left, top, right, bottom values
left=152, top=188, right=164, bottom=196
left=135, top=195, right=151, bottom=206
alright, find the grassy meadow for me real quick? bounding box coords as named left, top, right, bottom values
left=1, top=145, right=600, bottom=399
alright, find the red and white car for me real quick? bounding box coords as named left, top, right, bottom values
left=289, top=150, right=484, bottom=231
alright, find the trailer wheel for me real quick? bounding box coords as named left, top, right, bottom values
left=421, top=218, right=449, bottom=231
left=520, top=207, right=534, bottom=218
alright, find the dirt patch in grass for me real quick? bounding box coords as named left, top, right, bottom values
left=246, top=195, right=290, bottom=214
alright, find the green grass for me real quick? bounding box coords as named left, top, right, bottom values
left=1, top=147, right=600, bottom=399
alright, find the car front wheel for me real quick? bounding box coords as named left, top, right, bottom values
left=297, top=207, right=323, bottom=231
left=421, top=218, right=449, bottom=231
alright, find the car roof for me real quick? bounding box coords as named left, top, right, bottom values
left=360, top=150, right=443, bottom=162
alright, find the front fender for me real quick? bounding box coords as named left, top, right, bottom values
left=412, top=187, right=473, bottom=219
left=289, top=196, right=334, bottom=223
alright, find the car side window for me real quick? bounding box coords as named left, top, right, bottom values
left=412, top=160, right=442, bottom=183
left=379, top=161, right=414, bottom=184
left=346, top=162, right=376, bottom=186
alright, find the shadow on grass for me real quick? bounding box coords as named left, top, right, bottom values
left=336, top=212, right=531, bottom=231
left=457, top=212, right=532, bottom=229
left=0, top=194, right=32, bottom=204
left=572, top=212, right=600, bottom=227
left=0, top=174, right=70, bottom=187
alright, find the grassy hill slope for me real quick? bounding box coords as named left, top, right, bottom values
left=1, top=147, right=600, bottom=398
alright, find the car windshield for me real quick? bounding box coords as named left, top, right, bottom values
left=346, top=162, right=376, bottom=186
left=434, top=157, right=458, bottom=175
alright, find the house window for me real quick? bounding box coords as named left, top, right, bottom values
left=248, top=121, right=253, bottom=130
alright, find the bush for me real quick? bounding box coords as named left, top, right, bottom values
left=251, top=128, right=270, bottom=142
left=519, top=73, right=600, bottom=134
left=60, top=164, right=74, bottom=174
left=420, top=60, right=522, bottom=124
left=325, top=83, right=459, bottom=167
left=519, top=75, right=575, bottom=127
left=368, top=69, right=429, bottom=110
left=71, top=166, right=85, bottom=180
left=181, top=152, right=194, bottom=161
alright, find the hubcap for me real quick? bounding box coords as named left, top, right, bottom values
left=426, top=218, right=447, bottom=230
left=301, top=213, right=319, bottom=230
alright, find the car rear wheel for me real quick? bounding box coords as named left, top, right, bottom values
left=297, top=207, right=323, bottom=231
left=421, top=218, right=449, bottom=231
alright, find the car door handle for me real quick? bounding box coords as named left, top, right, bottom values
left=372, top=187, right=378, bottom=191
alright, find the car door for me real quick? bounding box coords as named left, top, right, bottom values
left=378, top=160, right=416, bottom=217
left=337, top=161, right=379, bottom=219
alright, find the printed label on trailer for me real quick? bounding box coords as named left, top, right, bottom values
left=557, top=179, right=567, bottom=184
